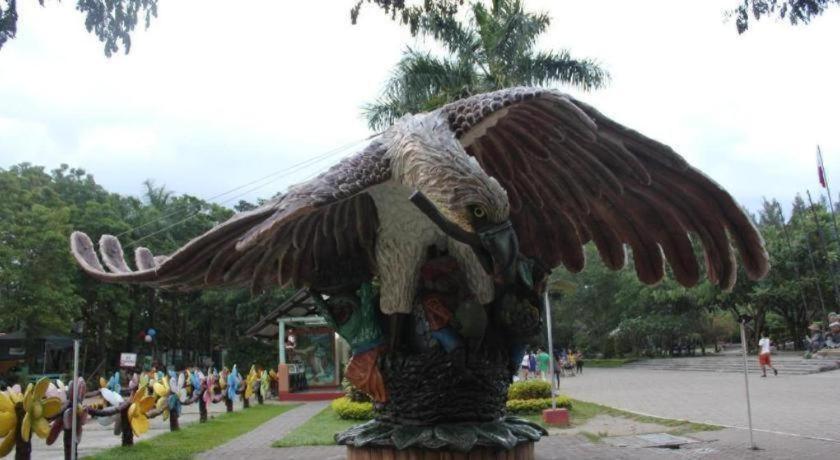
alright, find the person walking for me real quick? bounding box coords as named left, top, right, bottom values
left=537, top=348, right=551, bottom=381
left=758, top=332, right=778, bottom=377
left=575, top=350, right=584, bottom=374
left=519, top=353, right=530, bottom=380
left=527, top=350, right=537, bottom=380
left=567, top=349, right=576, bottom=376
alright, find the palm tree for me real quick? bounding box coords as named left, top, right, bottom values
left=364, top=0, right=609, bottom=130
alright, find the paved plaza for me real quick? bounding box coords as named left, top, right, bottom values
left=558, top=367, right=838, bottom=442
left=25, top=366, right=839, bottom=459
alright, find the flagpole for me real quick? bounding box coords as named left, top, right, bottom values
left=806, top=190, right=840, bottom=305
left=817, top=146, right=840, bottom=249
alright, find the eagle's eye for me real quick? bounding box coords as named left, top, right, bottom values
left=471, top=205, right=487, bottom=219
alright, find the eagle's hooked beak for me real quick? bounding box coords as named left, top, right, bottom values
left=409, top=191, right=519, bottom=284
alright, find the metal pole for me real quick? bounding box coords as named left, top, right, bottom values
left=818, top=146, right=840, bottom=247
left=70, top=339, right=80, bottom=460
left=739, top=320, right=757, bottom=450
left=278, top=319, right=286, bottom=365
left=543, top=291, right=556, bottom=409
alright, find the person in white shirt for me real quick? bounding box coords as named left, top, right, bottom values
left=758, top=332, right=778, bottom=377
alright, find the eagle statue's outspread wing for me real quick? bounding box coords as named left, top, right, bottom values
left=436, top=87, right=769, bottom=288
left=70, top=87, right=769, bottom=317
left=71, top=140, right=390, bottom=294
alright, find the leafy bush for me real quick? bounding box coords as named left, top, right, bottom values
left=507, top=380, right=551, bottom=400
left=341, top=377, right=372, bottom=403
left=506, top=396, right=572, bottom=414
left=331, top=396, right=374, bottom=420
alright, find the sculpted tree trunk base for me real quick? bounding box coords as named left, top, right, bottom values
left=336, top=333, right=545, bottom=458
left=120, top=406, right=133, bottom=447
left=347, top=442, right=535, bottom=460
left=169, top=411, right=180, bottom=431
left=62, top=429, right=78, bottom=460
left=198, top=398, right=208, bottom=423
left=14, top=404, right=31, bottom=460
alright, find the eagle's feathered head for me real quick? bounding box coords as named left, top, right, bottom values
left=389, top=113, right=510, bottom=230
left=387, top=113, right=520, bottom=282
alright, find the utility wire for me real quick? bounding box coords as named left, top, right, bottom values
left=119, top=136, right=374, bottom=249
left=115, top=137, right=370, bottom=239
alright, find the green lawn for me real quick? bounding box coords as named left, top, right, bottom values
left=520, top=399, right=720, bottom=435
left=89, top=403, right=300, bottom=460
left=273, top=404, right=359, bottom=447
left=274, top=399, right=719, bottom=448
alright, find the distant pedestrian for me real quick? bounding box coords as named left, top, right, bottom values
left=575, top=350, right=584, bottom=374
left=553, top=354, right=562, bottom=387
left=567, top=350, right=576, bottom=376
left=758, top=332, right=778, bottom=377
left=520, top=353, right=530, bottom=380
left=528, top=351, right=537, bottom=379
left=537, top=348, right=550, bottom=381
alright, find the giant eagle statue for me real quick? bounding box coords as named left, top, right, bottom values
left=70, top=87, right=769, bottom=454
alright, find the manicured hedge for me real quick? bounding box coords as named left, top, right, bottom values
left=507, top=380, right=551, bottom=400
left=505, top=396, right=572, bottom=415
left=331, top=396, right=374, bottom=420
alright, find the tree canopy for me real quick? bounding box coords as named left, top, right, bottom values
left=731, top=0, right=840, bottom=33
left=0, top=0, right=158, bottom=56
left=0, top=163, right=291, bottom=379
left=362, top=0, right=609, bottom=130
left=549, top=193, right=840, bottom=357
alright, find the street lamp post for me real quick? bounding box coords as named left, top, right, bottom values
left=738, top=315, right=757, bottom=450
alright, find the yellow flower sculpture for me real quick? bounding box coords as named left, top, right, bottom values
left=0, top=389, right=18, bottom=457
left=153, top=376, right=171, bottom=421
left=0, top=378, right=62, bottom=456
left=127, top=385, right=155, bottom=436
left=244, top=366, right=258, bottom=400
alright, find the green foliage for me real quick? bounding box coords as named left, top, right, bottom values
left=730, top=0, right=840, bottom=34
left=0, top=0, right=158, bottom=56
left=330, top=396, right=374, bottom=420
left=363, top=0, right=608, bottom=130
left=507, top=379, right=551, bottom=400
left=341, top=377, right=372, bottom=403
left=506, top=396, right=572, bottom=414
left=551, top=194, right=840, bottom=357
left=0, top=162, right=295, bottom=377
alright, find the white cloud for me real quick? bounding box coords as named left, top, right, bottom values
left=1, top=0, right=839, bottom=215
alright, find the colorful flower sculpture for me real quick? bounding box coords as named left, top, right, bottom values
left=258, top=369, right=270, bottom=404
left=242, top=366, right=258, bottom=408
left=99, top=372, right=121, bottom=394
left=45, top=378, right=88, bottom=460
left=153, top=371, right=186, bottom=431
left=0, top=378, right=63, bottom=459
left=89, top=383, right=154, bottom=446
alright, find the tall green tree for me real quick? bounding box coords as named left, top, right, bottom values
left=363, top=0, right=609, bottom=130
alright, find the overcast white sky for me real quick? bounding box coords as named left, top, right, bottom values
left=2, top=0, right=839, bottom=218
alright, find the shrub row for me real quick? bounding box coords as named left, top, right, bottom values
left=505, top=396, right=573, bottom=415
left=507, top=380, right=551, bottom=400
left=331, top=396, right=374, bottom=420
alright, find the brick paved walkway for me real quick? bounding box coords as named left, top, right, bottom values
left=195, top=401, right=330, bottom=459
left=557, top=368, right=838, bottom=441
